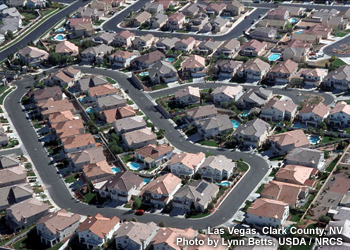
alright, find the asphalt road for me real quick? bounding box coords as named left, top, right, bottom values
left=149, top=83, right=335, bottom=106
left=323, top=35, right=350, bottom=57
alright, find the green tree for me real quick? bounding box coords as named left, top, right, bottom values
left=159, top=220, right=166, bottom=227
left=131, top=217, right=138, bottom=222
left=132, top=197, right=142, bottom=210
left=207, top=202, right=214, bottom=210
left=318, top=215, right=331, bottom=224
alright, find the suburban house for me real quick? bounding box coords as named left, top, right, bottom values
left=6, top=198, right=49, bottom=231
left=216, top=38, right=240, bottom=57
left=113, top=116, right=146, bottom=134
left=61, top=133, right=96, bottom=154
left=82, top=160, right=114, bottom=183
left=232, top=118, right=272, bottom=147
left=36, top=209, right=80, bottom=247
left=45, top=67, right=81, bottom=87
left=324, top=65, right=350, bottom=91
left=296, top=68, right=328, bottom=87
left=151, top=227, right=196, bottom=250
left=174, top=37, right=196, bottom=52
left=55, top=41, right=79, bottom=56
left=198, top=115, right=232, bottom=138
left=132, top=34, right=156, bottom=50
left=172, top=180, right=219, bottom=212
left=109, top=50, right=139, bottom=68
left=185, top=105, right=218, bottom=124
left=96, top=94, right=126, bottom=111
left=181, top=3, right=206, bottom=16
left=132, top=11, right=152, bottom=27
left=236, top=88, right=273, bottom=109
left=131, top=50, right=165, bottom=69
left=18, top=46, right=49, bottom=66
left=212, top=60, right=242, bottom=78
left=51, top=119, right=85, bottom=139
left=97, top=171, right=143, bottom=202
left=68, top=146, right=106, bottom=172
left=237, top=58, right=270, bottom=81
left=144, top=2, right=163, bottom=14
left=304, top=24, right=332, bottom=39
left=205, top=2, right=226, bottom=16
left=258, top=19, right=287, bottom=30
left=154, top=37, right=180, bottom=52
left=38, top=98, right=75, bottom=119
left=291, top=33, right=321, bottom=45
left=266, top=9, right=290, bottom=20
left=168, top=152, right=205, bottom=178
left=88, top=84, right=118, bottom=100
left=285, top=148, right=325, bottom=170
left=72, top=22, right=94, bottom=38
left=198, top=155, right=236, bottom=182
left=328, top=101, right=350, bottom=127
left=141, top=173, right=182, bottom=208
left=250, top=27, right=277, bottom=40
left=116, top=106, right=136, bottom=119
left=0, top=154, right=21, bottom=169
left=76, top=214, right=120, bottom=249
left=0, top=184, right=34, bottom=211
left=239, top=39, right=267, bottom=57
left=114, top=222, right=158, bottom=250
left=134, top=144, right=173, bottom=168
left=122, top=128, right=157, bottom=149
left=113, top=30, right=135, bottom=47
left=267, top=59, right=298, bottom=84
left=195, top=40, right=222, bottom=55
left=181, top=55, right=206, bottom=78
left=211, top=16, right=230, bottom=33
left=189, top=13, right=210, bottom=32
left=174, top=86, right=200, bottom=105
left=0, top=166, right=27, bottom=188
left=261, top=180, right=308, bottom=207
left=81, top=44, right=113, bottom=63
left=224, top=1, right=244, bottom=16
left=166, top=12, right=186, bottom=30
left=75, top=75, right=109, bottom=94
left=260, top=98, right=298, bottom=122
left=282, top=47, right=309, bottom=62
left=150, top=12, right=168, bottom=29
left=94, top=32, right=117, bottom=45
left=268, top=129, right=310, bottom=155
left=298, top=102, right=330, bottom=128
left=212, top=85, right=243, bottom=104
left=245, top=198, right=289, bottom=228
left=275, top=164, right=318, bottom=187
left=29, top=86, right=63, bottom=103
left=149, top=61, right=178, bottom=84
left=48, top=111, right=74, bottom=126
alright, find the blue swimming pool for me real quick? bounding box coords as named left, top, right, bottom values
left=53, top=34, right=66, bottom=41
left=221, top=16, right=232, bottom=20
left=294, top=31, right=303, bottom=34
left=86, top=107, right=95, bottom=113
left=139, top=72, right=149, bottom=76
left=309, top=135, right=321, bottom=144
left=292, top=123, right=307, bottom=129
left=239, top=111, right=249, bottom=117
left=268, top=53, right=281, bottom=61
left=79, top=97, right=88, bottom=104
left=218, top=181, right=230, bottom=186
left=166, top=58, right=175, bottom=62
left=290, top=18, right=298, bottom=23
left=56, top=27, right=66, bottom=32
left=129, top=162, right=142, bottom=170
left=231, top=120, right=240, bottom=129
left=111, top=167, right=121, bottom=174
left=142, top=177, right=152, bottom=183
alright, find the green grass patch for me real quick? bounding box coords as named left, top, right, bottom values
left=333, top=58, right=346, bottom=68
left=326, top=155, right=341, bottom=172
left=269, top=168, right=278, bottom=177
left=33, top=123, right=42, bottom=129
left=127, top=100, right=134, bottom=105
left=186, top=212, right=210, bottom=218
left=0, top=87, right=15, bottom=105
left=198, top=140, right=218, bottom=147
left=84, top=192, right=96, bottom=204
left=21, top=12, right=37, bottom=20
left=321, top=136, right=341, bottom=144
left=136, top=110, right=143, bottom=116
left=93, top=20, right=105, bottom=26
left=106, top=77, right=116, bottom=84
left=151, top=84, right=168, bottom=91
left=289, top=212, right=303, bottom=222
left=173, top=59, right=183, bottom=69
left=269, top=155, right=285, bottom=161
left=64, top=175, right=77, bottom=183
left=172, top=115, right=182, bottom=125
left=207, top=76, right=219, bottom=81
left=40, top=8, right=56, bottom=16
left=0, top=86, right=8, bottom=95
left=256, top=184, right=265, bottom=194
left=124, top=203, right=131, bottom=208
left=237, top=161, right=249, bottom=172
left=242, top=200, right=252, bottom=213
left=121, top=155, right=133, bottom=163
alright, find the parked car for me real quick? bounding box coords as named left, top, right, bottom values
left=136, top=210, right=145, bottom=215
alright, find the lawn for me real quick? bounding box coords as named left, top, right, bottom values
left=0, top=87, right=15, bottom=105
left=289, top=212, right=303, bottom=222
left=255, top=184, right=265, bottom=194
left=237, top=161, right=249, bottom=172
left=269, top=155, right=285, bottom=161
left=186, top=212, right=210, bottom=218
left=136, top=110, right=143, bottom=116
left=64, top=175, right=77, bottom=183
left=242, top=200, right=252, bottom=213
left=21, top=12, right=37, bottom=20
left=93, top=20, right=105, bottom=26
left=173, top=59, right=183, bottom=69
left=302, top=194, right=315, bottom=209
left=106, top=77, right=116, bottom=84
left=40, top=8, right=56, bottom=16
left=0, top=86, right=8, bottom=95
left=172, top=115, right=183, bottom=125
left=326, top=155, right=341, bottom=172
left=198, top=140, right=218, bottom=147
left=127, top=100, right=134, bottom=105
left=84, top=192, right=96, bottom=204
left=121, top=154, right=133, bottom=163
left=150, top=84, right=168, bottom=91
left=12, top=231, right=63, bottom=250
left=33, top=123, right=42, bottom=129
left=333, top=58, right=346, bottom=68
left=320, top=136, right=341, bottom=144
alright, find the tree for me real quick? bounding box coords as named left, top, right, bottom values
left=132, top=197, right=141, bottom=210
left=318, top=215, right=331, bottom=224
left=285, top=21, right=293, bottom=31
left=207, top=202, right=214, bottom=210
left=24, top=162, right=32, bottom=170
left=131, top=217, right=138, bottom=222
left=159, top=220, right=166, bottom=227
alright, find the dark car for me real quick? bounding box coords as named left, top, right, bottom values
left=125, top=89, right=129, bottom=93
left=136, top=210, right=145, bottom=215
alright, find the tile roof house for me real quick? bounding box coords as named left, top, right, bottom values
left=212, top=85, right=243, bottom=104
left=6, top=198, right=49, bottom=231
left=250, top=27, right=277, bottom=40
left=260, top=97, right=298, bottom=122
left=29, top=86, right=63, bottom=103
left=291, top=33, right=321, bottom=45
left=150, top=12, right=168, bottom=29
left=81, top=44, right=113, bottom=63
left=67, top=146, right=106, bottom=172
left=97, top=171, right=144, bottom=202
left=239, top=39, right=267, bottom=57
left=275, top=164, right=318, bottom=187
left=282, top=46, right=310, bottom=63
left=94, top=32, right=117, bottom=45
left=141, top=173, right=182, bottom=208
left=236, top=87, right=273, bottom=109
left=211, top=16, right=230, bottom=33
left=268, top=129, right=309, bottom=155
left=0, top=154, right=20, bottom=169
left=76, top=214, right=120, bottom=249
left=189, top=13, right=210, bottom=32
left=246, top=198, right=289, bottom=227
left=224, top=0, right=244, bottom=16
left=112, top=30, right=135, bottom=47
left=114, top=221, right=158, bottom=250
left=266, top=9, right=290, bottom=20
left=198, top=115, right=232, bottom=138
left=48, top=111, right=74, bottom=125
left=166, top=12, right=186, bottom=30
left=0, top=184, right=34, bottom=211
left=151, top=227, right=196, bottom=250
left=113, top=116, right=146, bottom=134
left=324, top=65, right=350, bottom=91
left=237, top=58, right=270, bottom=80
left=261, top=180, right=308, bottom=207
left=298, top=102, right=330, bottom=128
left=257, top=19, right=287, bottom=30
left=67, top=17, right=91, bottom=29
left=51, top=119, right=85, bottom=139
left=61, top=133, right=96, bottom=154
left=55, top=41, right=79, bottom=56
left=185, top=104, right=218, bottom=124
left=216, top=38, right=240, bottom=57
left=36, top=209, right=80, bottom=247
left=175, top=86, right=200, bottom=105
left=154, top=37, right=180, bottom=52
left=134, top=143, right=173, bottom=168
left=75, top=74, right=109, bottom=94
left=149, top=61, right=178, bottom=84
left=328, top=101, right=350, bottom=127
left=18, top=46, right=49, bottom=66
left=304, top=23, right=332, bottom=39
left=267, top=59, right=298, bottom=84
left=100, top=106, right=135, bottom=124
left=296, top=68, right=328, bottom=87
left=144, top=2, right=164, bottom=14
left=285, top=148, right=325, bottom=170
left=122, top=128, right=157, bottom=149
left=205, top=2, right=226, bottom=16
left=88, top=84, right=118, bottom=99
left=195, top=40, right=222, bottom=55
left=168, top=152, right=205, bottom=178
left=198, top=155, right=236, bottom=182
left=82, top=160, right=114, bottom=182
left=38, top=98, right=75, bottom=118
left=132, top=34, right=156, bottom=50
left=181, top=3, right=206, bottom=17
left=173, top=180, right=219, bottom=212
left=72, top=23, right=94, bottom=38
left=131, top=50, right=165, bottom=70
left=96, top=94, right=127, bottom=111
left=174, top=37, right=196, bottom=52
left=232, top=118, right=272, bottom=148
left=181, top=55, right=206, bottom=78
left=132, top=11, right=152, bottom=27
left=45, top=67, right=81, bottom=87
left=212, top=60, right=242, bottom=79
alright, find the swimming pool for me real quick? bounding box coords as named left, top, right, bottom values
left=268, top=53, right=281, bottom=61
left=53, top=34, right=66, bottom=41
left=79, top=97, right=88, bottom=104
left=139, top=72, right=149, bottom=76
left=308, top=135, right=321, bottom=144
left=290, top=18, right=298, bottom=23
left=231, top=120, right=240, bottom=129
left=239, top=111, right=249, bottom=117
left=111, top=167, right=121, bottom=174
left=165, top=58, right=175, bottom=62
left=129, top=162, right=142, bottom=170
left=292, top=123, right=307, bottom=129
left=218, top=181, right=230, bottom=186
left=86, top=107, right=95, bottom=113
left=142, top=177, right=152, bottom=184
left=56, top=27, right=66, bottom=32
left=294, top=31, right=303, bottom=34
left=221, top=16, right=232, bottom=20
